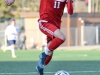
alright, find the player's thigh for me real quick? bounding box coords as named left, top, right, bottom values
left=39, top=23, right=58, bottom=41
left=39, top=22, right=66, bottom=41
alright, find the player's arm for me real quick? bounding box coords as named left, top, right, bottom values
left=12, top=33, right=17, bottom=35
left=66, top=0, right=74, bottom=15
left=12, top=30, right=18, bottom=35
left=5, top=0, right=15, bottom=6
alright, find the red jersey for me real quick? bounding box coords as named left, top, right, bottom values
left=39, top=0, right=66, bottom=26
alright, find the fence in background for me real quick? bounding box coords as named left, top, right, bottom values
left=70, top=26, right=99, bottom=46
left=0, top=25, right=100, bottom=49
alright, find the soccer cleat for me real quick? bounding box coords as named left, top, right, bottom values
left=12, top=55, right=17, bottom=58
left=36, top=52, right=47, bottom=75
left=38, top=52, right=47, bottom=68
left=35, top=66, right=44, bottom=75
left=3, top=50, right=6, bottom=53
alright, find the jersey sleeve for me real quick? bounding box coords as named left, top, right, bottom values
left=66, top=1, right=73, bottom=15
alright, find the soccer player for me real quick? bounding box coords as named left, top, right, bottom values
left=19, top=31, right=26, bottom=50
left=35, top=0, right=74, bottom=75
left=5, top=18, right=20, bottom=58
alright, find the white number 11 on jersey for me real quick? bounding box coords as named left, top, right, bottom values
left=54, top=1, right=61, bottom=8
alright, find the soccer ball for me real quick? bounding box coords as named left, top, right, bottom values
left=55, top=70, right=69, bottom=75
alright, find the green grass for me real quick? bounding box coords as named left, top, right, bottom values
left=0, top=50, right=100, bottom=75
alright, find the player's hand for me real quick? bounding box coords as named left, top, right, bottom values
left=5, top=0, right=15, bottom=6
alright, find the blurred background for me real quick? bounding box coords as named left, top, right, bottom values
left=0, top=0, right=100, bottom=50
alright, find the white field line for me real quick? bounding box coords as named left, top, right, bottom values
left=0, top=71, right=100, bottom=74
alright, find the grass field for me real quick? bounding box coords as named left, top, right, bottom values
left=0, top=50, right=100, bottom=75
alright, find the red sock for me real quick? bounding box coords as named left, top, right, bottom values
left=48, top=38, right=64, bottom=51
left=44, top=55, right=52, bottom=65
left=44, top=38, right=64, bottom=65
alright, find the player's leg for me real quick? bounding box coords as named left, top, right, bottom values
left=2, top=40, right=10, bottom=53
left=8, top=40, right=17, bottom=58
left=44, top=29, right=66, bottom=65
left=36, top=30, right=66, bottom=75
left=44, top=40, right=53, bottom=65
left=35, top=40, right=52, bottom=75
left=11, top=44, right=16, bottom=58
left=5, top=40, right=12, bottom=51
left=5, top=40, right=12, bottom=52
left=36, top=21, right=66, bottom=75
left=48, top=29, right=66, bottom=51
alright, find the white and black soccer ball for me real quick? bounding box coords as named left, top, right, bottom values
left=55, top=70, right=69, bottom=75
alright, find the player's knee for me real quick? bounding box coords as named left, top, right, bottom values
left=54, top=30, right=66, bottom=41
left=59, top=34, right=66, bottom=41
